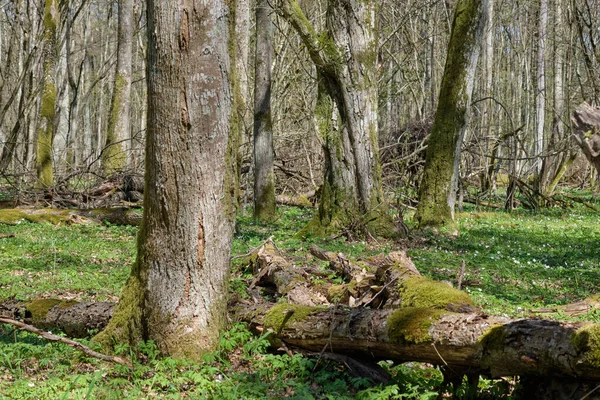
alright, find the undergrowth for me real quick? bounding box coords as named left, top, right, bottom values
left=0, top=191, right=598, bottom=398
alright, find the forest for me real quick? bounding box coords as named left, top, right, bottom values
left=0, top=0, right=600, bottom=398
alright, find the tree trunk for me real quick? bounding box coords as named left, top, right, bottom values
left=35, top=0, right=59, bottom=187
left=102, top=0, right=133, bottom=175
left=95, top=0, right=235, bottom=357
left=300, top=80, right=361, bottom=237
left=279, top=0, right=395, bottom=237
left=253, top=0, right=277, bottom=222
left=572, top=103, right=600, bottom=183
left=415, top=0, right=486, bottom=233
left=534, top=0, right=548, bottom=192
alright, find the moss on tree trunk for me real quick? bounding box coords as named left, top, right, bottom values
left=415, top=0, right=486, bottom=233
left=95, top=0, right=235, bottom=358
left=35, top=0, right=59, bottom=187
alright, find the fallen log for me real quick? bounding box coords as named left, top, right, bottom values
left=276, top=191, right=316, bottom=208
left=235, top=302, right=600, bottom=384
left=0, top=298, right=115, bottom=337
left=0, top=207, right=142, bottom=226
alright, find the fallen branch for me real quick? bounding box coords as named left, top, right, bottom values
left=0, top=316, right=130, bottom=366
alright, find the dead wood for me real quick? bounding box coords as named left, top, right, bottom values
left=249, top=241, right=329, bottom=306
left=0, top=207, right=142, bottom=226
left=572, top=103, right=600, bottom=183
left=235, top=302, right=600, bottom=382
left=276, top=191, right=316, bottom=208
left=0, top=299, right=115, bottom=337
left=0, top=316, right=130, bottom=366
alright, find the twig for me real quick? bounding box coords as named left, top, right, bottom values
left=362, top=276, right=399, bottom=308
left=0, top=317, right=131, bottom=367
left=581, top=384, right=600, bottom=400
left=457, top=260, right=466, bottom=291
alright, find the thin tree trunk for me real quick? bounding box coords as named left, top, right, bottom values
left=95, top=0, right=235, bottom=357
left=35, top=0, right=60, bottom=187
left=534, top=0, right=548, bottom=191
left=102, top=0, right=133, bottom=174
left=253, top=0, right=277, bottom=221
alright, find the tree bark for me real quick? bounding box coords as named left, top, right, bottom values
left=253, top=0, right=277, bottom=222
left=35, top=0, right=59, bottom=187
left=415, top=0, right=486, bottom=233
left=572, top=103, right=600, bottom=183
left=102, top=0, right=133, bottom=175
left=95, top=0, right=235, bottom=357
left=534, top=0, right=548, bottom=192
left=279, top=0, right=395, bottom=238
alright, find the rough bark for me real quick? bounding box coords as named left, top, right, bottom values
left=300, top=80, right=361, bottom=237
left=236, top=304, right=600, bottom=384
left=102, top=0, right=133, bottom=174
left=572, top=103, right=600, bottom=183
left=415, top=0, right=486, bottom=233
left=95, top=0, right=235, bottom=358
left=279, top=0, right=395, bottom=238
left=253, top=0, right=277, bottom=222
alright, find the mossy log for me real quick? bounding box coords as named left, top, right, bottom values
left=309, top=244, right=476, bottom=311
left=0, top=207, right=142, bottom=226
left=275, top=192, right=315, bottom=208
left=247, top=241, right=329, bottom=306
left=235, top=303, right=600, bottom=384
left=0, top=299, right=114, bottom=337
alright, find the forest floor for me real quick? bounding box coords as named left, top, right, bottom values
left=0, top=190, right=599, bottom=399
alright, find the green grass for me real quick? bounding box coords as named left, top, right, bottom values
left=0, top=222, right=137, bottom=302
left=0, top=196, right=599, bottom=398
left=408, top=206, right=600, bottom=317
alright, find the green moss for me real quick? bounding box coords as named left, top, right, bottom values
left=414, top=0, right=483, bottom=233
left=585, top=294, right=600, bottom=302
left=26, top=299, right=61, bottom=323
left=387, top=307, right=445, bottom=344
left=399, top=276, right=474, bottom=309
left=94, top=273, right=145, bottom=351
left=572, top=324, right=600, bottom=367
left=223, top=1, right=242, bottom=222
left=102, top=73, right=127, bottom=174
left=263, top=303, right=320, bottom=332
left=57, top=300, right=79, bottom=309
left=254, top=174, right=277, bottom=222
left=478, top=325, right=507, bottom=352
left=0, top=209, right=71, bottom=225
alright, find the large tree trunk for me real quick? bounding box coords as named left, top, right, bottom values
left=95, top=0, right=235, bottom=357
left=102, top=0, right=133, bottom=175
left=415, top=0, right=486, bottom=233
left=253, top=0, right=277, bottom=222
left=279, top=0, right=395, bottom=238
